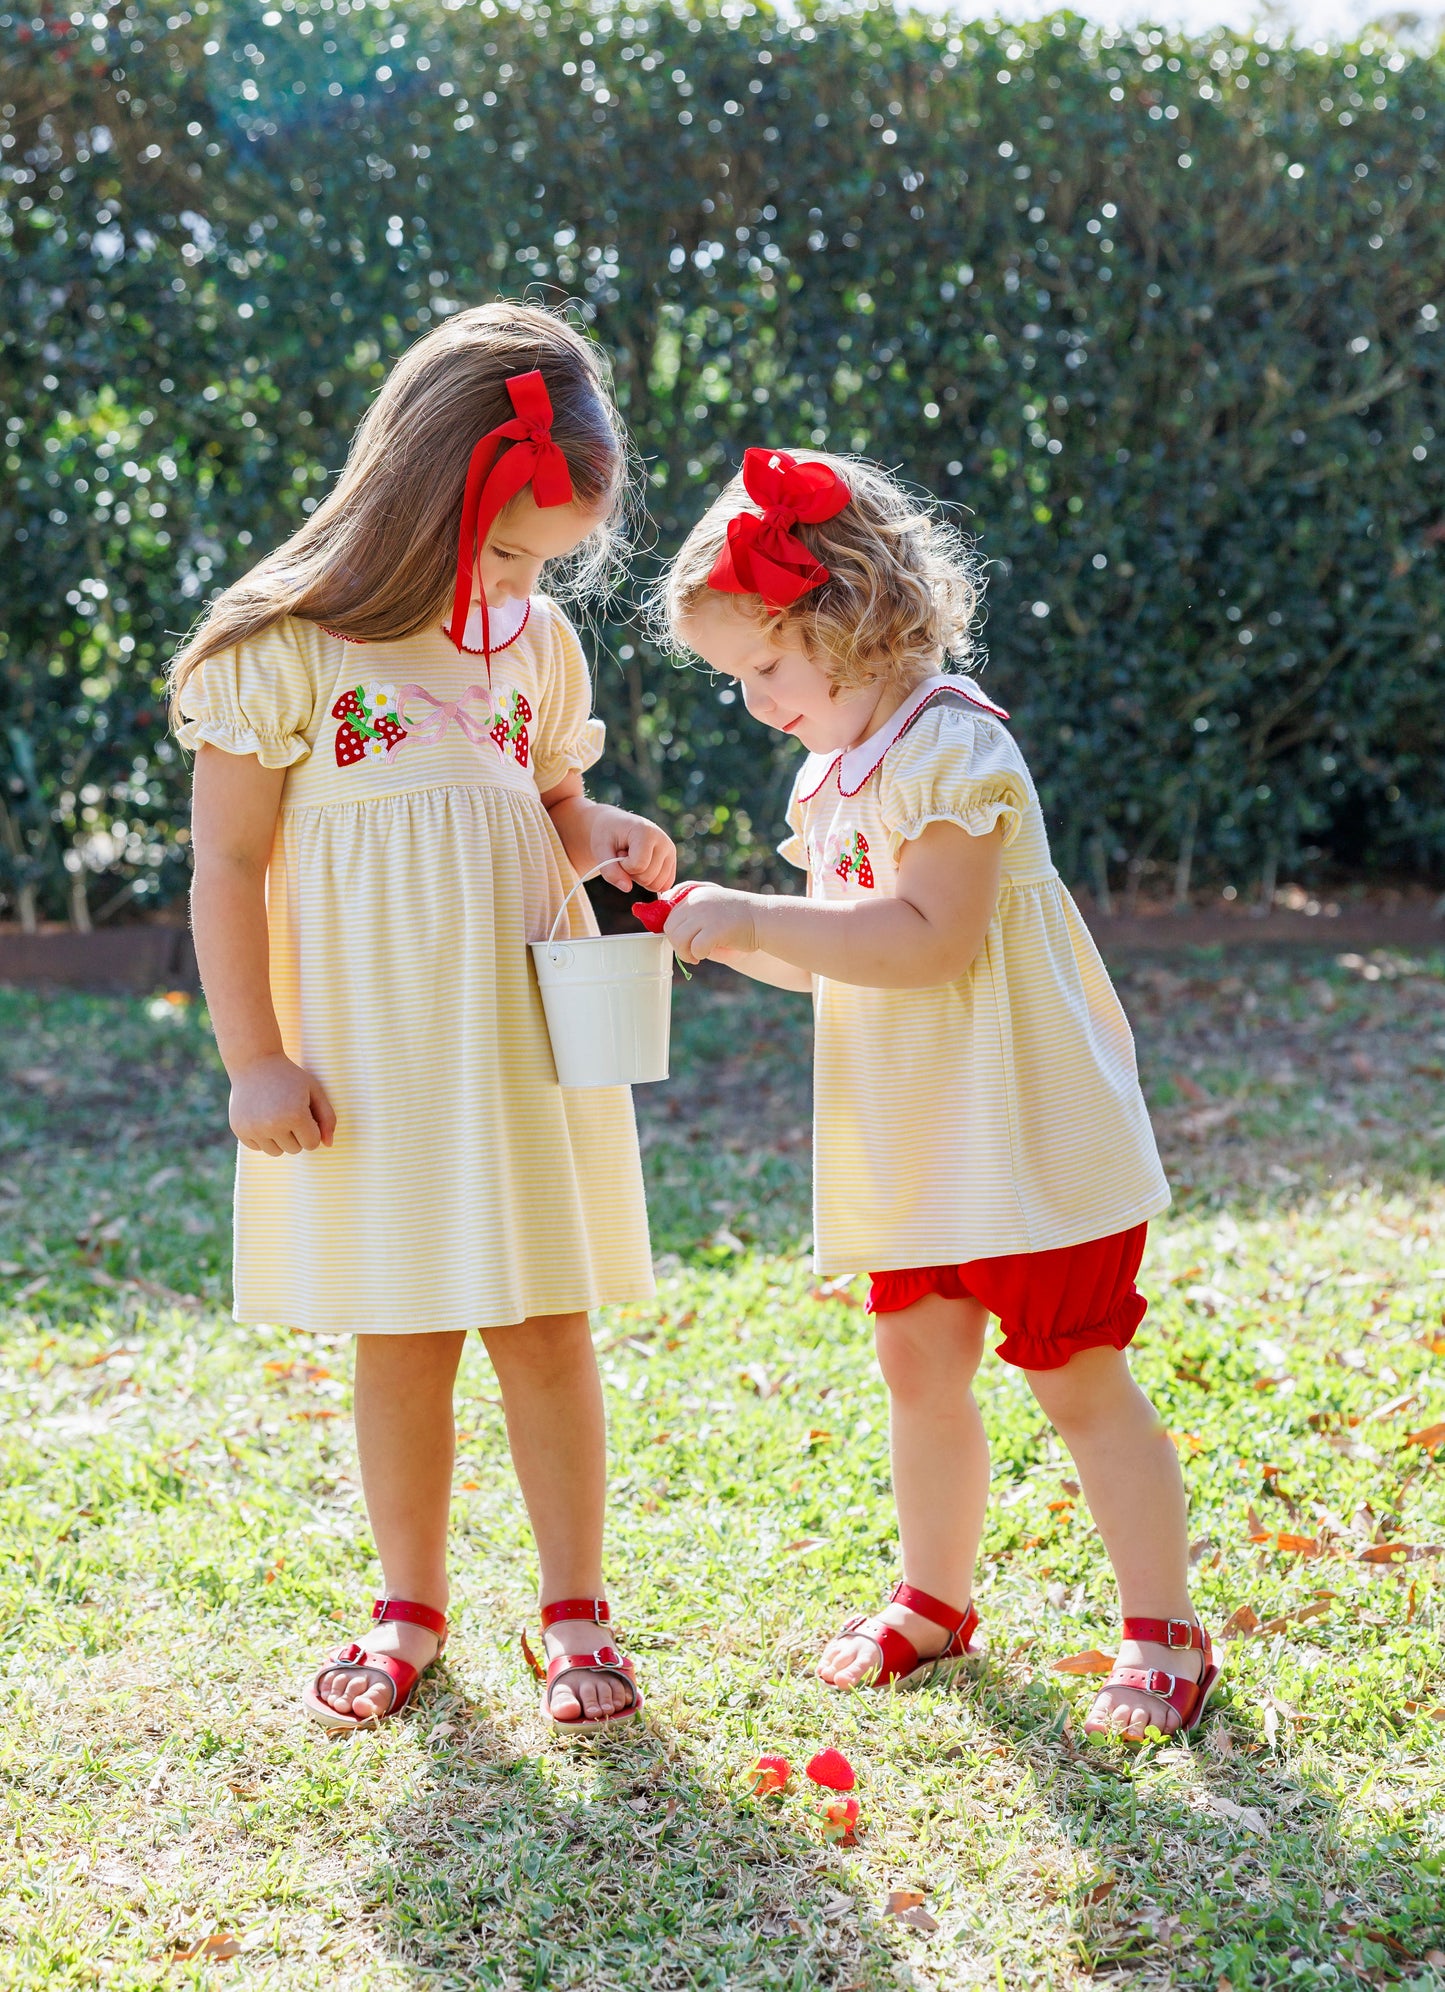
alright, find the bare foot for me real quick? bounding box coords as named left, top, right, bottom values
left=542, top=1616, right=637, bottom=1725
left=313, top=1616, right=443, bottom=1724
left=818, top=1598, right=961, bottom=1692
left=1084, top=1636, right=1204, bottom=1743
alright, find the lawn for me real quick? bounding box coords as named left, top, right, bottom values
left=1, top=947, right=1443, bottom=1989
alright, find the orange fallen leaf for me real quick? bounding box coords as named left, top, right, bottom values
left=1359, top=1542, right=1443, bottom=1564
left=459, top=1480, right=480, bottom=1491
left=1046, top=1498, right=1075, bottom=1513
left=782, top=1536, right=828, bottom=1556
left=1403, top=1701, right=1445, bottom=1721
left=1404, top=1421, right=1445, bottom=1449
left=1422, top=1334, right=1445, bottom=1356
left=1261, top=1603, right=1327, bottom=1635
left=1246, top=1505, right=1271, bottom=1543
left=289, top=1408, right=338, bottom=1421
left=1052, top=1648, right=1116, bottom=1676
left=263, top=1359, right=295, bottom=1378
left=887, top=1890, right=927, bottom=1915
left=171, top=1931, right=247, bottom=1960
left=805, top=1428, right=834, bottom=1448
left=1220, top=1605, right=1261, bottom=1638
left=1275, top=1533, right=1321, bottom=1557
left=1084, top=1873, right=1118, bottom=1906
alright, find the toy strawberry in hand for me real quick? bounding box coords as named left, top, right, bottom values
left=632, top=882, right=701, bottom=932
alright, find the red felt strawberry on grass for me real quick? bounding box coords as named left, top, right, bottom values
left=332, top=684, right=406, bottom=768
left=490, top=688, right=533, bottom=767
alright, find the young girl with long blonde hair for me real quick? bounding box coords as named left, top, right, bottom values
left=172, top=303, right=672, bottom=1735
left=654, top=448, right=1218, bottom=1741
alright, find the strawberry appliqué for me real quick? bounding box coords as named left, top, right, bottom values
left=333, top=683, right=406, bottom=767
left=835, top=830, right=874, bottom=890
left=490, top=687, right=532, bottom=768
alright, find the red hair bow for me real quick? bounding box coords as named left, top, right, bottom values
left=708, top=449, right=851, bottom=610
left=445, top=369, right=574, bottom=662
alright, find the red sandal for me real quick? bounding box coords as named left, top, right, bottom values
left=521, top=1596, right=643, bottom=1737
left=302, top=1597, right=448, bottom=1733
left=1085, top=1616, right=1221, bottom=1741
left=825, top=1581, right=981, bottom=1692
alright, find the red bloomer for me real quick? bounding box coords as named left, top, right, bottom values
left=867, top=1224, right=1149, bottom=1372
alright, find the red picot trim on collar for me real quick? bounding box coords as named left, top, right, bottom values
left=795, top=673, right=1009, bottom=803
left=317, top=600, right=532, bottom=654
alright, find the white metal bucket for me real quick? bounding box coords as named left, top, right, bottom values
left=530, top=866, right=674, bottom=1088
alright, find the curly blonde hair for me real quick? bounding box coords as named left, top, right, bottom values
left=658, top=450, right=984, bottom=694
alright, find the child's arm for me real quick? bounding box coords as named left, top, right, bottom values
left=707, top=945, right=814, bottom=994
left=664, top=819, right=1004, bottom=990
left=542, top=772, right=676, bottom=894
left=190, top=745, right=337, bottom=1154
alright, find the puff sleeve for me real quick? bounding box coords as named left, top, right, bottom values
left=531, top=599, right=606, bottom=793
left=172, top=616, right=325, bottom=768
left=876, top=706, right=1031, bottom=858
left=778, top=770, right=810, bottom=872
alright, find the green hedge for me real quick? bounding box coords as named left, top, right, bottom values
left=2, top=0, right=1442, bottom=924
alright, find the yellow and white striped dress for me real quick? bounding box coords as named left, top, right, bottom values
left=176, top=596, right=654, bottom=1332
left=781, top=675, right=1169, bottom=1276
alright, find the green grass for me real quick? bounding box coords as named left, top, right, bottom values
left=2, top=952, right=1444, bottom=1989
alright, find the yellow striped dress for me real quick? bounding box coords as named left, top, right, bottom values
left=781, top=674, right=1170, bottom=1277
left=175, top=596, right=654, bottom=1332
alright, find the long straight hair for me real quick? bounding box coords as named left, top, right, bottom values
left=169, top=302, right=628, bottom=711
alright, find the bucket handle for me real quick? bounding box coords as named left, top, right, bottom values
left=543, top=864, right=690, bottom=975
left=545, top=862, right=612, bottom=955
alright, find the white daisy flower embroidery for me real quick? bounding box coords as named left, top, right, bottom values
left=369, top=683, right=399, bottom=716
left=363, top=734, right=389, bottom=761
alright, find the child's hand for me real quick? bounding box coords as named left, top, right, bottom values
left=229, top=1053, right=337, bottom=1156
left=663, top=884, right=761, bottom=964
left=586, top=804, right=677, bottom=895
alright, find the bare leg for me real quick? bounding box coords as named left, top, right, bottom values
left=315, top=1330, right=464, bottom=1720
left=1028, top=1345, right=1200, bottom=1740
left=480, top=1312, right=631, bottom=1724
left=819, top=1294, right=991, bottom=1689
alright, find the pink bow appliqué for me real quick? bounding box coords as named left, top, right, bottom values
left=393, top=684, right=495, bottom=748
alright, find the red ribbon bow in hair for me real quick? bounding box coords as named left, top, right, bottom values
left=444, top=369, right=574, bottom=663
left=708, top=448, right=851, bottom=610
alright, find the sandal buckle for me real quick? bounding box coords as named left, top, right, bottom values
left=1145, top=1668, right=1175, bottom=1697
left=1165, top=1618, right=1194, bottom=1649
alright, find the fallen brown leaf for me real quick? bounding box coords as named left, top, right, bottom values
left=170, top=1931, right=248, bottom=1961
left=887, top=1890, right=927, bottom=1915
left=898, top=1905, right=939, bottom=1933
left=1359, top=1542, right=1444, bottom=1564
left=1275, top=1533, right=1321, bottom=1557
left=1084, top=1873, right=1118, bottom=1906
left=1220, top=1605, right=1261, bottom=1638
left=1052, top=1649, right=1116, bottom=1676
left=1404, top=1420, right=1445, bottom=1449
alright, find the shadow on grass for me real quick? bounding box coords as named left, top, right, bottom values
left=959, top=1665, right=1444, bottom=1987
left=363, top=1674, right=916, bottom=1992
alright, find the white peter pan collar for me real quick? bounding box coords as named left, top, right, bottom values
left=456, top=595, right=531, bottom=656
left=795, top=673, right=1010, bottom=802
